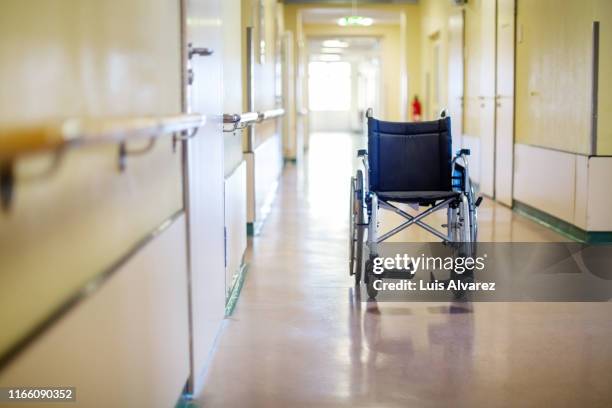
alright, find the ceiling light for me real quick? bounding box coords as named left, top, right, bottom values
left=321, top=48, right=344, bottom=54
left=322, top=40, right=349, bottom=48
left=337, top=16, right=373, bottom=27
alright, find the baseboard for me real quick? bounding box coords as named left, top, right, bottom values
left=513, top=201, right=612, bottom=243
left=175, top=393, right=198, bottom=408
left=247, top=220, right=266, bottom=236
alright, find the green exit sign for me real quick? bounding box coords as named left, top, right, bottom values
left=337, top=16, right=373, bottom=27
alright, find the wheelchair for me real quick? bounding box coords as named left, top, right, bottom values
left=349, top=109, right=482, bottom=299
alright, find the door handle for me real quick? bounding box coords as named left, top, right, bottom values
left=188, top=43, right=214, bottom=59
left=186, top=43, right=214, bottom=85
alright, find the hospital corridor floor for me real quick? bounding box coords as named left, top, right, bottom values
left=195, top=133, right=612, bottom=408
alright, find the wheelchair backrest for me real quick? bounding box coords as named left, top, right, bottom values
left=367, top=116, right=452, bottom=192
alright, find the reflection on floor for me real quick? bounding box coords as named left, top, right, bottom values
left=195, top=133, right=612, bottom=407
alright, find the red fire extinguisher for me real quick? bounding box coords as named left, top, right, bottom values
left=411, top=95, right=422, bottom=122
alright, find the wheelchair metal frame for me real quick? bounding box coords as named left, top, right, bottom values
left=360, top=148, right=476, bottom=256
left=350, top=109, right=481, bottom=296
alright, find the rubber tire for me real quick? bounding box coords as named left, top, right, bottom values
left=349, top=171, right=365, bottom=285
left=349, top=177, right=356, bottom=276
left=365, top=260, right=379, bottom=300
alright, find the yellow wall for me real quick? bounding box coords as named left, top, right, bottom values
left=420, top=0, right=495, bottom=133
left=516, top=1, right=590, bottom=154
left=284, top=3, right=421, bottom=122
left=0, top=0, right=183, bottom=357
left=515, top=0, right=612, bottom=155
left=420, top=0, right=456, bottom=120
left=596, top=0, right=612, bottom=154
left=420, top=0, right=612, bottom=155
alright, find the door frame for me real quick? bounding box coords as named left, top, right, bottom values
left=493, top=0, right=516, bottom=206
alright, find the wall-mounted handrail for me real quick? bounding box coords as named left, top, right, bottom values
left=223, top=114, right=241, bottom=124
left=238, top=106, right=284, bottom=151
left=0, top=113, right=206, bottom=211
left=258, top=108, right=285, bottom=122
left=223, top=112, right=259, bottom=132
left=0, top=114, right=206, bottom=161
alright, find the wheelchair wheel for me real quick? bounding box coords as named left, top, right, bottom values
left=349, top=171, right=365, bottom=285
left=469, top=185, right=479, bottom=243
left=365, top=260, right=379, bottom=300
left=452, top=194, right=477, bottom=261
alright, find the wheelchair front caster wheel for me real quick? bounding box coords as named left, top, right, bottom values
left=365, top=260, right=379, bottom=300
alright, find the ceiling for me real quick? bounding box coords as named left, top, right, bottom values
left=308, top=36, right=381, bottom=52
left=301, top=7, right=401, bottom=25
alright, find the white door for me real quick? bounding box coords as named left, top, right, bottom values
left=477, top=0, right=497, bottom=197
left=448, top=9, right=464, bottom=153
left=495, top=0, right=515, bottom=206
left=281, top=31, right=297, bottom=159
left=184, top=0, right=226, bottom=394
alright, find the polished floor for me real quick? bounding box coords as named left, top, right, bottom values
left=195, top=133, right=612, bottom=407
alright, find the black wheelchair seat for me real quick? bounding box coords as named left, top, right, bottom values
left=376, top=190, right=460, bottom=204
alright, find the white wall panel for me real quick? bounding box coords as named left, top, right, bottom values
left=254, top=134, right=283, bottom=223
left=245, top=152, right=256, bottom=223
left=587, top=157, right=612, bottom=231
left=574, top=155, right=589, bottom=230
left=514, top=145, right=612, bottom=233
left=513, top=144, right=576, bottom=223
left=225, top=160, right=247, bottom=291
left=0, top=217, right=190, bottom=408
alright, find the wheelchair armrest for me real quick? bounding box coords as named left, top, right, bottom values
left=357, top=149, right=368, bottom=158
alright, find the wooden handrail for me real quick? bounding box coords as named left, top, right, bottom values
left=0, top=114, right=206, bottom=161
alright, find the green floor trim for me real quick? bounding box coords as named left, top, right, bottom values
left=513, top=201, right=612, bottom=243
left=247, top=219, right=268, bottom=236
left=175, top=396, right=198, bottom=408
left=225, top=263, right=249, bottom=317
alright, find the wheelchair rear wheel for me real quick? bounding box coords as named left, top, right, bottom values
left=349, top=171, right=365, bottom=285
left=450, top=194, right=478, bottom=262
left=365, top=259, right=379, bottom=299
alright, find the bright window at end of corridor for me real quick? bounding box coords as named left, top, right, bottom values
left=308, top=61, right=351, bottom=111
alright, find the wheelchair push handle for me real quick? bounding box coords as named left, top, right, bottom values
left=357, top=149, right=368, bottom=157
left=456, top=148, right=471, bottom=156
